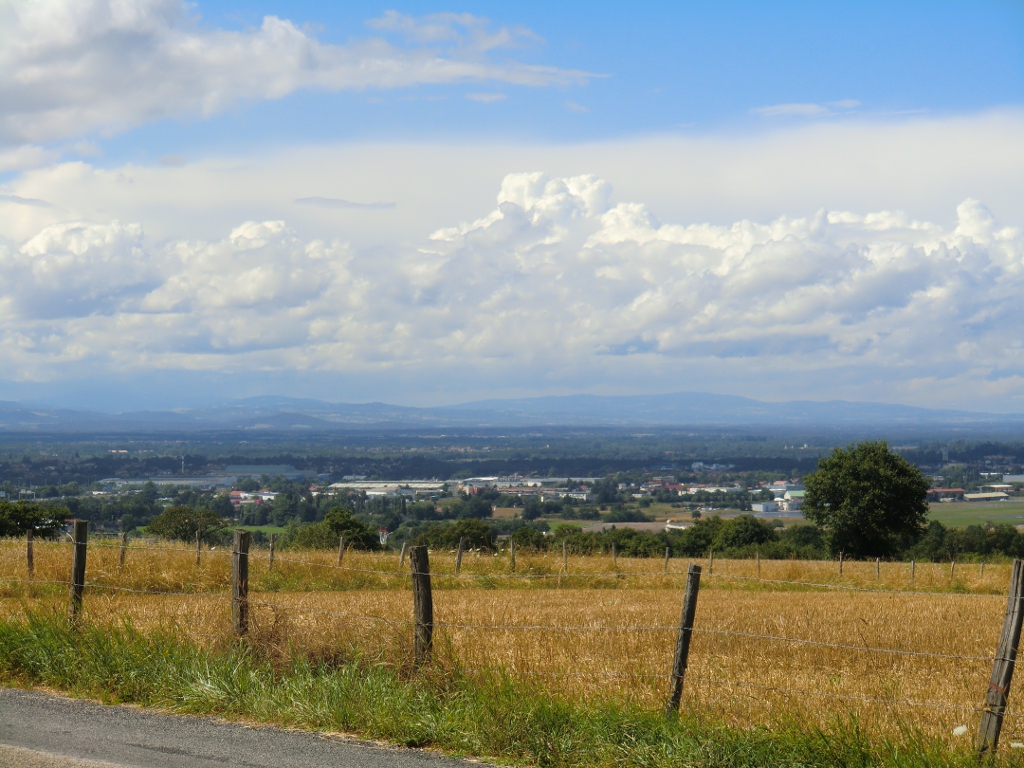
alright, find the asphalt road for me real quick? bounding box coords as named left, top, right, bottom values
left=0, top=689, right=476, bottom=768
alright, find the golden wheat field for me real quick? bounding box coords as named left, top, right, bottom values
left=1, top=537, right=1020, bottom=743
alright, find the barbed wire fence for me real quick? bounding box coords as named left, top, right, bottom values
left=3, top=525, right=1024, bottom=756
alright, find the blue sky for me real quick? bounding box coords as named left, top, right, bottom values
left=0, top=0, right=1022, bottom=412
left=69, top=1, right=1024, bottom=160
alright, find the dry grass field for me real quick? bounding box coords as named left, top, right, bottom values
left=1, top=537, right=1020, bottom=746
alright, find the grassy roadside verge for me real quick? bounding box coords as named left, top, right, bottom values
left=0, top=612, right=1008, bottom=768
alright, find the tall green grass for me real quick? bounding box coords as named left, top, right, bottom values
left=0, top=612, right=1009, bottom=768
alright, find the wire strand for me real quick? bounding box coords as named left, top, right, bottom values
left=89, top=542, right=233, bottom=556
left=84, top=582, right=227, bottom=597
left=708, top=571, right=1004, bottom=598
left=684, top=675, right=989, bottom=714
left=269, top=555, right=408, bottom=578
left=248, top=599, right=407, bottom=628
left=432, top=620, right=993, bottom=662
left=690, top=627, right=995, bottom=662
left=0, top=579, right=989, bottom=664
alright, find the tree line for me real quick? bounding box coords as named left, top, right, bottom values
left=6, top=440, right=1015, bottom=564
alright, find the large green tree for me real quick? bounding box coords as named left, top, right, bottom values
left=803, top=441, right=929, bottom=558
left=0, top=501, right=66, bottom=538
left=414, top=518, right=493, bottom=550
left=713, top=515, right=777, bottom=550
left=288, top=507, right=380, bottom=550
left=147, top=506, right=227, bottom=543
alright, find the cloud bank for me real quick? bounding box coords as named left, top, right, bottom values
left=0, top=172, right=1021, bottom=408
left=0, top=0, right=592, bottom=145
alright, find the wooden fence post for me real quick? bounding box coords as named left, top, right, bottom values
left=455, top=536, right=465, bottom=575
left=665, top=563, right=702, bottom=715
left=562, top=540, right=568, bottom=571
left=510, top=539, right=516, bottom=571
left=69, top=520, right=88, bottom=622
left=663, top=546, right=670, bottom=574
left=232, top=529, right=250, bottom=637
left=950, top=560, right=956, bottom=579
left=337, top=535, right=346, bottom=566
left=708, top=549, right=714, bottom=575
left=195, top=529, right=201, bottom=567
left=838, top=551, right=844, bottom=576
left=978, top=558, right=1024, bottom=757
left=26, top=529, right=33, bottom=577
left=876, top=557, right=880, bottom=580
left=398, top=542, right=407, bottom=568
left=409, top=545, right=433, bottom=666
left=911, top=559, right=916, bottom=585
left=756, top=550, right=761, bottom=579
left=982, top=562, right=987, bottom=578
left=118, top=531, right=128, bottom=570
left=612, top=542, right=618, bottom=568
left=269, top=533, right=275, bottom=571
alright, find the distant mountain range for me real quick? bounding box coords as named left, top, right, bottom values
left=0, top=392, right=1019, bottom=432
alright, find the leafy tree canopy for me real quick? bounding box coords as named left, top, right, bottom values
left=779, top=524, right=824, bottom=549
left=713, top=515, right=777, bottom=550
left=509, top=525, right=548, bottom=550
left=288, top=507, right=379, bottom=550
left=446, top=495, right=494, bottom=520
left=803, top=441, right=929, bottom=558
left=147, top=505, right=227, bottom=543
left=603, top=506, right=652, bottom=523
left=414, top=518, right=493, bottom=550
left=0, top=501, right=67, bottom=538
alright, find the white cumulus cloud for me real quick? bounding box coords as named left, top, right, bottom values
left=0, top=172, right=1022, bottom=410
left=0, top=0, right=593, bottom=145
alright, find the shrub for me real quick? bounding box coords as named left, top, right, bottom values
left=603, top=506, right=651, bottom=523
left=509, top=526, right=548, bottom=551
left=146, top=506, right=226, bottom=543
left=445, top=496, right=493, bottom=520
left=780, top=524, right=825, bottom=549
left=413, top=518, right=493, bottom=550
left=713, top=515, right=778, bottom=550
left=288, top=507, right=379, bottom=550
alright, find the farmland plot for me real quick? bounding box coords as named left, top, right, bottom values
left=1, top=538, right=1019, bottom=745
